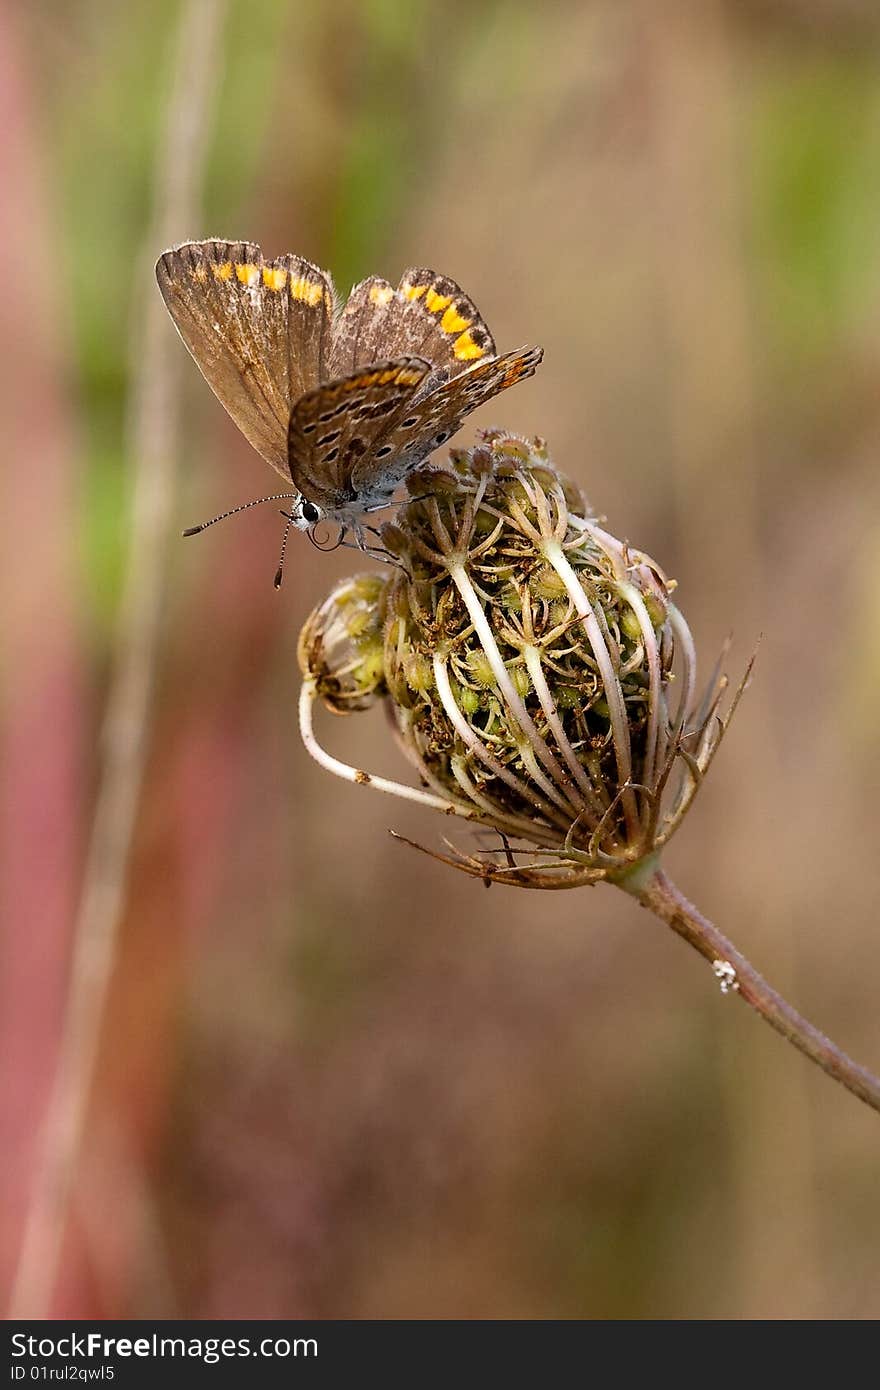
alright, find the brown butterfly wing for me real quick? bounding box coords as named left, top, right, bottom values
left=350, top=346, right=544, bottom=500
left=328, top=268, right=496, bottom=380
left=326, top=276, right=397, bottom=378
left=287, top=358, right=432, bottom=511
left=156, top=238, right=335, bottom=477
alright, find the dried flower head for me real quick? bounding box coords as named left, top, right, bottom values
left=297, top=573, right=388, bottom=715
left=298, top=431, right=750, bottom=888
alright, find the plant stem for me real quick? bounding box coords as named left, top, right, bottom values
left=625, top=868, right=880, bottom=1116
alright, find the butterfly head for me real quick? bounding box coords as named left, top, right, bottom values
left=293, top=498, right=324, bottom=531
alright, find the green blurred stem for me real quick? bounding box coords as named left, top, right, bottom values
left=623, top=868, right=880, bottom=1116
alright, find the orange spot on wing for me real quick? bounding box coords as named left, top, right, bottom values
left=262, top=266, right=288, bottom=291
left=212, top=261, right=233, bottom=281
left=192, top=263, right=208, bottom=283
left=441, top=305, right=471, bottom=335
left=403, top=283, right=427, bottom=301
left=453, top=330, right=486, bottom=361
left=290, top=276, right=324, bottom=306
left=235, top=262, right=260, bottom=285
left=369, top=283, right=394, bottom=306
left=503, top=361, right=528, bottom=387
left=425, top=288, right=453, bottom=313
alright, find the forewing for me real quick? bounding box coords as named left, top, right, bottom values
left=328, top=268, right=496, bottom=379
left=156, top=238, right=335, bottom=476
left=287, top=358, right=431, bottom=508
left=326, top=276, right=396, bottom=377
left=350, top=345, right=544, bottom=497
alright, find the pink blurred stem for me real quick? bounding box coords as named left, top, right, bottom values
left=0, top=7, right=84, bottom=1307
left=8, top=0, right=228, bottom=1319
left=626, top=868, right=880, bottom=1115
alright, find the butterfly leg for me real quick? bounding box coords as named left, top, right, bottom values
left=336, top=536, right=402, bottom=568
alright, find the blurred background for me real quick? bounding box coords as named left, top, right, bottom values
left=2, top=0, right=880, bottom=1319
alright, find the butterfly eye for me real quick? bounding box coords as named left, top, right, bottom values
left=301, top=501, right=322, bottom=525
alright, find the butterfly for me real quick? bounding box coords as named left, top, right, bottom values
left=156, top=239, right=542, bottom=578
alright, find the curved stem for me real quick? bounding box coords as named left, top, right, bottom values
left=624, top=868, right=880, bottom=1116
left=299, top=682, right=478, bottom=820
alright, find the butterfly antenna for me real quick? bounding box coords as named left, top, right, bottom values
left=274, top=510, right=296, bottom=589
left=182, top=492, right=299, bottom=537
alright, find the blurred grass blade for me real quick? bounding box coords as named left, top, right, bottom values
left=9, top=0, right=229, bottom=1320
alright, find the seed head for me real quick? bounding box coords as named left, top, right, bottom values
left=299, top=431, right=750, bottom=887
